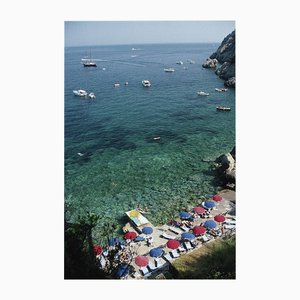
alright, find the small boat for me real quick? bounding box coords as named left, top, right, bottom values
left=164, top=68, right=175, bottom=72
left=125, top=82, right=129, bottom=85
left=73, top=89, right=87, bottom=97
left=77, top=152, right=84, bottom=157
left=187, top=59, right=195, bottom=64
left=114, top=83, right=120, bottom=87
left=88, top=92, right=96, bottom=99
left=131, top=55, right=137, bottom=58
left=183, top=67, right=188, bottom=70
left=216, top=106, right=231, bottom=111
left=197, top=91, right=210, bottom=96
left=176, top=61, right=183, bottom=65
left=142, top=80, right=151, bottom=87
left=153, top=137, right=161, bottom=140
left=215, top=88, right=228, bottom=92
left=102, top=67, right=106, bottom=70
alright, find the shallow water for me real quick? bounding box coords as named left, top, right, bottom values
left=65, top=43, right=235, bottom=241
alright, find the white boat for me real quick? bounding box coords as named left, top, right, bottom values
left=88, top=92, right=96, bottom=99
left=142, top=80, right=151, bottom=87
left=164, top=68, right=175, bottom=72
left=215, top=88, right=228, bottom=92
left=176, top=61, right=183, bottom=65
left=82, top=49, right=97, bottom=67
left=187, top=59, right=195, bottom=64
left=125, top=82, right=129, bottom=85
left=114, top=83, right=120, bottom=87
left=197, top=91, right=210, bottom=96
left=73, top=89, right=88, bottom=97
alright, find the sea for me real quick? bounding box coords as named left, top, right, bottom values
left=64, top=43, right=235, bottom=242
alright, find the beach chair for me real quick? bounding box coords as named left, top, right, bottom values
left=161, top=232, right=177, bottom=240
left=201, top=234, right=210, bottom=243
left=99, top=255, right=106, bottom=269
left=178, top=245, right=186, bottom=253
left=163, top=252, right=174, bottom=263
left=140, top=266, right=150, bottom=276
left=179, top=225, right=190, bottom=232
left=171, top=249, right=180, bottom=258
left=148, top=261, right=157, bottom=272
left=225, top=219, right=236, bottom=225
left=132, top=271, right=142, bottom=279
left=169, top=226, right=182, bottom=234
left=154, top=257, right=165, bottom=268
left=224, top=224, right=235, bottom=229
left=184, top=241, right=193, bottom=251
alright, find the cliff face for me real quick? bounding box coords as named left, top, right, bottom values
left=203, top=30, right=235, bottom=87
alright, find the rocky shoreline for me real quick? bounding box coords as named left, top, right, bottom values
left=214, top=146, right=236, bottom=191
left=202, top=30, right=235, bottom=88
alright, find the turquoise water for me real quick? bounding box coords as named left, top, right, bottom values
left=64, top=43, right=235, bottom=240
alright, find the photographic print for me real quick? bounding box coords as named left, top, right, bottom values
left=64, top=21, right=236, bottom=279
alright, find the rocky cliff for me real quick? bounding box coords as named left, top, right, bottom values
left=202, top=30, right=235, bottom=87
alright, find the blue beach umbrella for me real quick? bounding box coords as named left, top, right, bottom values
left=142, top=226, right=153, bottom=235
left=149, top=248, right=164, bottom=258
left=108, top=237, right=121, bottom=246
left=203, top=200, right=216, bottom=209
left=204, top=220, right=217, bottom=229
left=181, top=232, right=196, bottom=241
left=179, top=211, right=192, bottom=219
left=115, top=264, right=130, bottom=278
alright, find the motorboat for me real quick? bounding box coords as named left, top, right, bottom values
left=187, top=59, right=195, bottom=64
left=125, top=82, right=129, bottom=85
left=164, top=68, right=175, bottom=72
left=73, top=89, right=88, bottom=97
left=176, top=61, right=183, bottom=65
left=153, top=137, right=161, bottom=140
left=215, top=88, right=228, bottom=92
left=114, top=83, right=120, bottom=87
left=216, top=106, right=231, bottom=111
left=142, top=80, right=151, bottom=87
left=88, top=92, right=96, bottom=99
left=197, top=91, right=210, bottom=96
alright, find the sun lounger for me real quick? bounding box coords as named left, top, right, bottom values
left=155, top=257, right=166, bottom=268
left=225, top=219, right=236, bottom=225
left=169, top=226, right=183, bottom=234
left=224, top=224, right=235, bottom=229
left=99, top=255, right=106, bottom=269
left=148, top=261, right=157, bottom=271
left=202, top=234, right=210, bottom=242
left=179, top=225, right=190, bottom=232
left=132, top=271, right=142, bottom=279
left=163, top=253, right=174, bottom=263
left=171, top=249, right=180, bottom=258
left=140, top=266, right=150, bottom=276
left=178, top=245, right=186, bottom=252
left=184, top=241, right=193, bottom=251
left=161, top=232, right=177, bottom=240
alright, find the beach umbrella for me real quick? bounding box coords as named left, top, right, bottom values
left=214, top=215, right=225, bottom=223
left=179, top=211, right=192, bottom=219
left=93, top=245, right=103, bottom=256
left=181, top=232, right=196, bottom=241
left=193, top=226, right=206, bottom=236
left=135, top=256, right=149, bottom=267
left=134, top=236, right=145, bottom=242
left=115, top=263, right=130, bottom=278
left=108, top=237, right=120, bottom=246
left=166, top=240, right=180, bottom=250
left=204, top=220, right=217, bottom=229
left=203, top=200, right=216, bottom=209
left=193, top=207, right=205, bottom=214
left=149, top=248, right=164, bottom=257
left=124, top=231, right=137, bottom=240
left=142, top=226, right=153, bottom=235
left=213, top=195, right=223, bottom=202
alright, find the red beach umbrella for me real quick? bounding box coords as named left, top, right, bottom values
left=193, top=207, right=205, bottom=214
left=93, top=245, right=103, bottom=256
left=214, top=215, right=226, bottom=223
left=213, top=195, right=223, bottom=202
left=135, top=255, right=149, bottom=267
left=124, top=231, right=137, bottom=240
left=166, top=239, right=180, bottom=249
left=193, top=226, right=206, bottom=235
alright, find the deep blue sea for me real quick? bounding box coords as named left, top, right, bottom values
left=64, top=43, right=235, bottom=241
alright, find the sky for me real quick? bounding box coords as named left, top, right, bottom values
left=65, top=21, right=235, bottom=47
